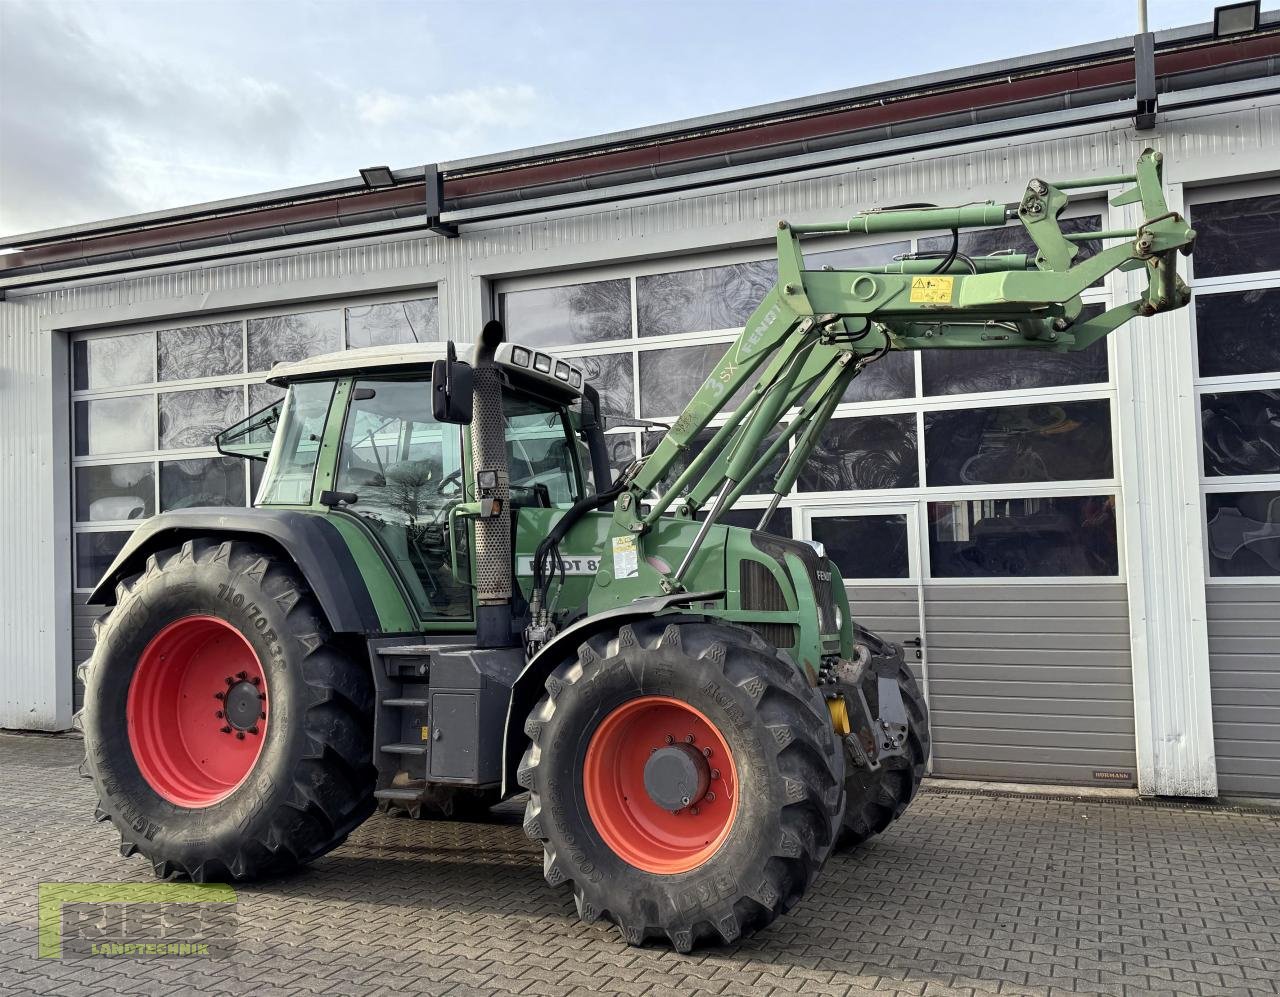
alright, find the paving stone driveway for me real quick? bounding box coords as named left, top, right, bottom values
left=1, top=732, right=1277, bottom=996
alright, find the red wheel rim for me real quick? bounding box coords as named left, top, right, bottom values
left=126, top=616, right=269, bottom=808
left=583, top=696, right=738, bottom=874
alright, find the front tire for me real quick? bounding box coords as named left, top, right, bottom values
left=518, top=619, right=844, bottom=951
left=78, top=539, right=377, bottom=881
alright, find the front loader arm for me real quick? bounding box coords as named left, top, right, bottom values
left=607, top=148, right=1195, bottom=592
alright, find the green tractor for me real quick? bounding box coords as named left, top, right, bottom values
left=79, top=151, right=1194, bottom=950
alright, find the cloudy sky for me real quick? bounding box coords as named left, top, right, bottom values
left=1, top=0, right=1219, bottom=237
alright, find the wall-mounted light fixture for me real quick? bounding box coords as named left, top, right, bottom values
left=358, top=166, right=396, bottom=189
left=1213, top=1, right=1260, bottom=37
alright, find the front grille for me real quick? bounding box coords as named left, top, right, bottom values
left=739, top=558, right=796, bottom=648
left=748, top=533, right=838, bottom=634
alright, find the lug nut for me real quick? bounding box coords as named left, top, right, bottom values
left=251, top=676, right=261, bottom=686
left=705, top=792, right=716, bottom=803
left=684, top=734, right=695, bottom=744
left=260, top=711, right=267, bottom=720
left=214, top=692, right=224, bottom=701
left=680, top=796, right=691, bottom=806
left=225, top=677, right=235, bottom=686
left=690, top=806, right=700, bottom=816
left=237, top=671, right=248, bottom=680
left=248, top=726, right=259, bottom=735
left=236, top=732, right=246, bottom=740
left=220, top=726, right=232, bottom=734
left=215, top=711, right=224, bottom=719
left=664, top=734, right=674, bottom=745
left=711, top=769, right=720, bottom=780
left=702, top=746, right=712, bottom=757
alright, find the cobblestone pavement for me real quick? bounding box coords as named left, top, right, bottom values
left=1, top=733, right=1277, bottom=996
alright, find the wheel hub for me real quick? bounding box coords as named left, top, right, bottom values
left=222, top=678, right=262, bottom=732
left=643, top=743, right=710, bottom=811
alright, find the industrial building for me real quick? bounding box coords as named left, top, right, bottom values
left=2, top=10, right=1277, bottom=798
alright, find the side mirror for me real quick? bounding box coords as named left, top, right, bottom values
left=432, top=341, right=473, bottom=425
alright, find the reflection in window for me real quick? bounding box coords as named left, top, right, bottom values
left=1206, top=491, right=1280, bottom=577
left=500, top=279, right=631, bottom=348
left=1190, top=195, right=1280, bottom=279
left=798, top=414, right=917, bottom=492
left=1202, top=389, right=1280, bottom=477
left=918, top=215, right=1103, bottom=262
left=346, top=298, right=439, bottom=349
left=928, top=495, right=1118, bottom=577
left=249, top=380, right=286, bottom=413
left=925, top=399, right=1111, bottom=487
left=843, top=350, right=915, bottom=403
left=700, top=506, right=793, bottom=538
left=75, top=463, right=155, bottom=522
left=598, top=432, right=636, bottom=493
left=73, top=334, right=154, bottom=391
left=806, top=241, right=910, bottom=271
left=247, top=310, right=342, bottom=372
left=638, top=260, right=776, bottom=338
left=76, top=531, right=131, bottom=588
left=74, top=396, right=154, bottom=456
left=160, top=457, right=247, bottom=511
left=505, top=394, right=582, bottom=507
left=644, top=427, right=784, bottom=497
left=638, top=342, right=748, bottom=418
left=563, top=352, right=634, bottom=418
left=158, top=386, right=244, bottom=450
left=1195, top=287, right=1280, bottom=378
left=157, top=322, right=242, bottom=381
left=922, top=304, right=1108, bottom=396
left=812, top=514, right=909, bottom=580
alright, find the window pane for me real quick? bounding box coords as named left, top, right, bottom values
left=643, top=427, right=784, bottom=497
left=563, top=352, right=634, bottom=418
left=1202, top=388, right=1280, bottom=477
left=798, top=414, right=918, bottom=492
left=75, top=463, right=155, bottom=522
left=637, top=260, right=776, bottom=338
left=160, top=457, right=247, bottom=511
left=259, top=381, right=335, bottom=505
left=638, top=342, right=748, bottom=418
left=918, top=214, right=1103, bottom=261
left=598, top=432, right=636, bottom=493
left=1195, top=287, right=1280, bottom=378
left=925, top=399, right=1111, bottom=487
left=157, top=322, right=242, bottom=381
left=922, top=303, right=1108, bottom=396
left=346, top=298, right=439, bottom=349
left=158, top=386, right=244, bottom=450
left=812, top=514, right=909, bottom=579
left=76, top=531, right=130, bottom=589
left=700, top=506, right=793, bottom=538
left=73, top=333, right=153, bottom=391
left=843, top=350, right=915, bottom=403
left=74, top=396, right=154, bottom=456
left=928, top=495, right=1118, bottom=577
left=1206, top=490, right=1280, bottom=577
left=1190, top=195, right=1280, bottom=279
left=500, top=279, right=631, bottom=348
left=248, top=380, right=285, bottom=412
left=805, top=241, right=910, bottom=271
left=247, top=310, right=343, bottom=372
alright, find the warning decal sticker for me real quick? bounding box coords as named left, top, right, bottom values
left=611, top=534, right=639, bottom=579
left=909, top=275, right=955, bottom=303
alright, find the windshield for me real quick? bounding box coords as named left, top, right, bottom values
left=257, top=380, right=335, bottom=505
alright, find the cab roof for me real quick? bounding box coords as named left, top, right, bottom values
left=266, top=340, right=587, bottom=402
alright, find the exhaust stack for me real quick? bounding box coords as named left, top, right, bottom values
left=470, top=320, right=516, bottom=648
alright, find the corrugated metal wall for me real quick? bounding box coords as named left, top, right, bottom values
left=1206, top=586, right=1280, bottom=797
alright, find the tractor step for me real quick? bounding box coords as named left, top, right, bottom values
left=373, top=787, right=426, bottom=803
left=380, top=742, right=428, bottom=756
left=382, top=697, right=429, bottom=708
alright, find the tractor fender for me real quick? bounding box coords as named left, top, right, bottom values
left=86, top=508, right=382, bottom=634
left=500, top=589, right=724, bottom=796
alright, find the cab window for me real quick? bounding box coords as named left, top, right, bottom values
left=504, top=392, right=582, bottom=507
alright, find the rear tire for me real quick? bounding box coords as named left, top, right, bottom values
left=77, top=539, right=377, bottom=881
left=836, top=650, right=929, bottom=850
left=518, top=619, right=844, bottom=951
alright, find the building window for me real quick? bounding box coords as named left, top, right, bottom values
left=637, top=260, right=777, bottom=338
left=812, top=513, right=910, bottom=580
left=928, top=494, right=1118, bottom=577
left=499, top=278, right=631, bottom=348
left=69, top=293, right=436, bottom=589
left=798, top=414, right=918, bottom=492
left=1190, top=190, right=1280, bottom=581
left=924, top=399, right=1113, bottom=487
